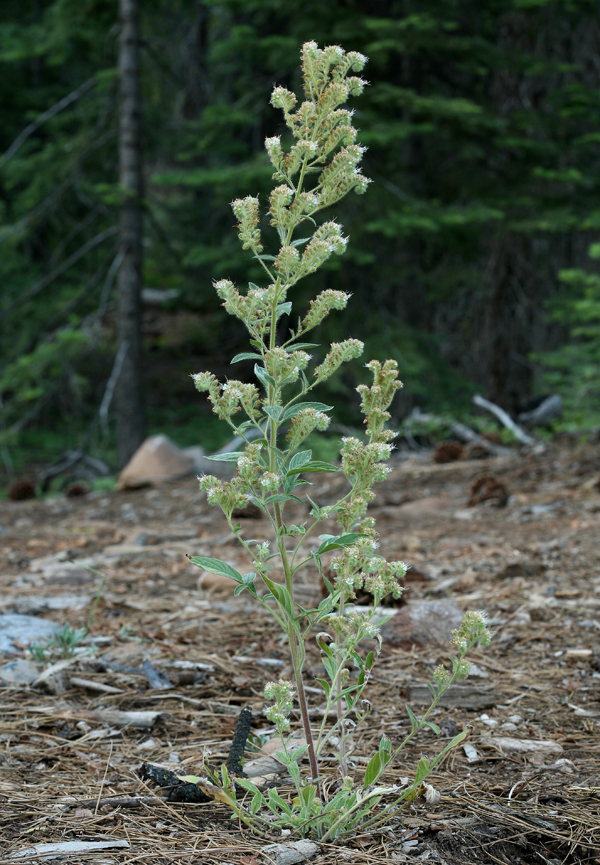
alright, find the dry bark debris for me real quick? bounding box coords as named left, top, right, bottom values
left=434, top=440, right=464, bottom=463
left=1, top=437, right=600, bottom=863
left=468, top=472, right=509, bottom=507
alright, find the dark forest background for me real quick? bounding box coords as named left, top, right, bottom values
left=1, top=0, right=600, bottom=487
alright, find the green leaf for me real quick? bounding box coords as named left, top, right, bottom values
left=316, top=532, right=365, bottom=554
left=251, top=791, right=264, bottom=814
left=257, top=254, right=276, bottom=261
left=281, top=402, right=333, bottom=422
left=290, top=237, right=312, bottom=247
left=365, top=651, right=375, bottom=671
left=254, top=364, right=276, bottom=389
left=231, top=352, right=262, bottom=363
left=406, top=704, right=420, bottom=732
left=276, top=302, right=292, bottom=317
left=205, top=451, right=243, bottom=462
left=235, top=776, right=261, bottom=795
left=287, top=759, right=301, bottom=787
left=289, top=450, right=312, bottom=471
left=315, top=677, right=330, bottom=698
left=263, top=404, right=283, bottom=421
left=187, top=557, right=242, bottom=582
left=233, top=572, right=257, bottom=597
left=267, top=788, right=292, bottom=817
left=264, top=493, right=299, bottom=504
left=423, top=721, right=441, bottom=735
left=363, top=752, right=382, bottom=787
left=262, top=574, right=294, bottom=617
left=312, top=551, right=323, bottom=572
left=284, top=343, right=319, bottom=352
left=286, top=460, right=339, bottom=476
left=379, top=734, right=392, bottom=754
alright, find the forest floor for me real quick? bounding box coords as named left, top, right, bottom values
left=1, top=438, right=600, bottom=865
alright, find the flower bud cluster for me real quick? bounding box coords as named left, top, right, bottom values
left=451, top=611, right=491, bottom=652
left=264, top=348, right=311, bottom=385
left=326, top=610, right=380, bottom=644
left=236, top=443, right=264, bottom=485
left=198, top=474, right=250, bottom=517
left=328, top=534, right=382, bottom=596
left=313, top=339, right=364, bottom=383
left=259, top=471, right=281, bottom=493
left=340, top=437, right=392, bottom=491
left=300, top=221, right=348, bottom=276
left=318, top=146, right=371, bottom=207
left=254, top=541, right=271, bottom=562
left=357, top=359, right=403, bottom=443
left=269, top=187, right=320, bottom=234
left=193, top=372, right=261, bottom=422
left=286, top=407, right=331, bottom=450
left=274, top=245, right=300, bottom=281
left=302, top=289, right=349, bottom=332
left=363, top=560, right=407, bottom=602
left=264, top=678, right=295, bottom=731
left=270, top=86, right=297, bottom=114
left=214, top=279, right=275, bottom=337
left=231, top=196, right=263, bottom=252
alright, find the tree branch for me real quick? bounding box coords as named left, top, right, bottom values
left=0, top=77, right=98, bottom=168
left=0, top=226, right=118, bottom=324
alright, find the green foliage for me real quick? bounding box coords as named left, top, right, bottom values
left=187, top=42, right=491, bottom=840
left=3, top=0, right=600, bottom=479
left=536, top=248, right=600, bottom=427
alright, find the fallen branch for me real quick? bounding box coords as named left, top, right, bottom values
left=407, top=408, right=513, bottom=457
left=472, top=394, right=534, bottom=445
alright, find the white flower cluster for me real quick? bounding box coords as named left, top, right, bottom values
left=264, top=679, right=295, bottom=731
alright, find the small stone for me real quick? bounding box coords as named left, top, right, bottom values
left=0, top=658, right=40, bottom=685
left=0, top=614, right=59, bottom=656
left=261, top=840, right=319, bottom=865
left=118, top=434, right=194, bottom=490
left=439, top=718, right=458, bottom=737
left=381, top=600, right=464, bottom=647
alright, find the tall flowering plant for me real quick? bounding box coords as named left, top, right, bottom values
left=189, top=42, right=490, bottom=840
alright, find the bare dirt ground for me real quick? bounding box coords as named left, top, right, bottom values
left=1, top=439, right=600, bottom=865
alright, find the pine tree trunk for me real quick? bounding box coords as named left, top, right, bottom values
left=116, top=0, right=146, bottom=468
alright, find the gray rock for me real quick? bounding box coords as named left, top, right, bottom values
left=261, top=840, right=319, bottom=865
left=0, top=614, right=59, bottom=655
left=0, top=658, right=40, bottom=685
left=381, top=600, right=464, bottom=647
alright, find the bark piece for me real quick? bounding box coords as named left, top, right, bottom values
left=118, top=434, right=193, bottom=489
left=11, top=839, right=129, bottom=859
left=495, top=559, right=544, bottom=579
left=469, top=473, right=509, bottom=508
left=381, top=600, right=464, bottom=647
left=480, top=736, right=562, bottom=755
left=407, top=682, right=497, bottom=710
left=434, top=441, right=464, bottom=463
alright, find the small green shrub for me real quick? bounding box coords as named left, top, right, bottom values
left=187, top=41, right=490, bottom=841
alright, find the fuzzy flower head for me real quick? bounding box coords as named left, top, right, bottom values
left=302, top=289, right=349, bottom=332
left=286, top=407, right=331, bottom=450
left=264, top=678, right=295, bottom=731
left=231, top=196, right=263, bottom=253
left=313, top=339, right=364, bottom=383
left=451, top=610, right=491, bottom=653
